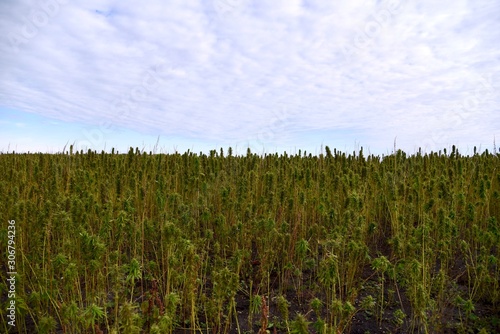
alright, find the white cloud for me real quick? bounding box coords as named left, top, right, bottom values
left=0, top=0, right=499, bottom=154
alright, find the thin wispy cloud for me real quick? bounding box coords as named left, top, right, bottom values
left=1, top=0, right=499, bottom=154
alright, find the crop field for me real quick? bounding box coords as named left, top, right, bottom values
left=1, top=146, right=499, bottom=333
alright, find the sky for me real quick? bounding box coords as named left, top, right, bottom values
left=1, top=0, right=499, bottom=155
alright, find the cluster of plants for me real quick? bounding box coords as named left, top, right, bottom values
left=0, top=145, right=499, bottom=333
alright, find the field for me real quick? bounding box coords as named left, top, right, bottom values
left=1, top=146, right=499, bottom=333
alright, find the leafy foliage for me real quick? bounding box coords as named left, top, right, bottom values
left=0, top=146, right=499, bottom=333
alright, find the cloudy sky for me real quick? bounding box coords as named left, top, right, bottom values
left=1, top=0, right=499, bottom=155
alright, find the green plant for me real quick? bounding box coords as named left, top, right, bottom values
left=393, top=308, right=406, bottom=328
left=372, top=256, right=391, bottom=325
left=1, top=146, right=498, bottom=332
left=290, top=313, right=310, bottom=334
left=125, top=258, right=142, bottom=303
left=37, top=315, right=57, bottom=334
left=277, top=295, right=290, bottom=332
